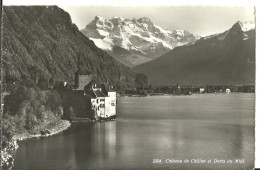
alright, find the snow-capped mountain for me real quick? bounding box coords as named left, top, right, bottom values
left=81, top=16, right=200, bottom=67
left=201, top=21, right=255, bottom=41
left=134, top=21, right=255, bottom=85
left=225, top=21, right=255, bottom=41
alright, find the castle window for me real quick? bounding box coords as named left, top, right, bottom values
left=100, top=99, right=105, bottom=102
left=96, top=99, right=99, bottom=103
left=100, top=104, right=105, bottom=108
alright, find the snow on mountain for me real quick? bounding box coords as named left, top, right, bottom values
left=239, top=21, right=255, bottom=32
left=89, top=38, right=113, bottom=51
left=134, top=21, right=255, bottom=86
left=81, top=16, right=200, bottom=67
left=199, top=21, right=255, bottom=43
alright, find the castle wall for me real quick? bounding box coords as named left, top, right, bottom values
left=107, top=92, right=116, bottom=117
left=91, top=97, right=105, bottom=118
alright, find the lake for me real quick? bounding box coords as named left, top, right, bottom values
left=14, top=93, right=255, bottom=170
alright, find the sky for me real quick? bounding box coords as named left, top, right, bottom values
left=61, top=6, right=255, bottom=36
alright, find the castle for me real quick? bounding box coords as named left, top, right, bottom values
left=73, top=68, right=117, bottom=120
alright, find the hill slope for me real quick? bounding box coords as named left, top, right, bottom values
left=2, top=6, right=134, bottom=88
left=134, top=21, right=255, bottom=85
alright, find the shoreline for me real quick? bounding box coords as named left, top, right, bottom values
left=119, top=92, right=255, bottom=97
left=1, top=119, right=71, bottom=170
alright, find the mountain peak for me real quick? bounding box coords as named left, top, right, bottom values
left=236, top=21, right=243, bottom=25
left=81, top=16, right=200, bottom=66
left=137, top=17, right=152, bottom=23
left=134, top=20, right=255, bottom=86
left=233, top=21, right=255, bottom=32
left=94, top=15, right=105, bottom=21
left=113, top=16, right=123, bottom=20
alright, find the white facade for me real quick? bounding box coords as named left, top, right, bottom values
left=199, top=88, right=205, bottom=93
left=226, top=88, right=231, bottom=93
left=91, top=89, right=117, bottom=119
left=105, top=91, right=116, bottom=117
left=91, top=97, right=105, bottom=118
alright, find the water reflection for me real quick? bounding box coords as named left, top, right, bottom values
left=14, top=93, right=254, bottom=170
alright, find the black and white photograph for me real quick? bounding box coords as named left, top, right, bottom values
left=0, top=0, right=257, bottom=169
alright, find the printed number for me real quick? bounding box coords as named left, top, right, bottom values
left=153, top=159, right=162, bottom=163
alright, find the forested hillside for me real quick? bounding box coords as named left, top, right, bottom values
left=1, top=6, right=135, bottom=169
left=2, top=6, right=134, bottom=90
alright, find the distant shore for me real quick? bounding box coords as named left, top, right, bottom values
left=1, top=119, right=71, bottom=169
left=119, top=92, right=254, bottom=97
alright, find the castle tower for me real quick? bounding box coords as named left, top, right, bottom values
left=74, top=67, right=92, bottom=91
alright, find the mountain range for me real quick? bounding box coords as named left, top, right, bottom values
left=2, top=6, right=255, bottom=88
left=2, top=6, right=135, bottom=88
left=134, top=21, right=255, bottom=86
left=81, top=16, right=199, bottom=67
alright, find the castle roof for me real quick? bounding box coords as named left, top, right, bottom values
left=101, top=84, right=108, bottom=94
left=93, top=90, right=105, bottom=97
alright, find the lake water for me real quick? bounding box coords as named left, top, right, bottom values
left=14, top=93, right=255, bottom=170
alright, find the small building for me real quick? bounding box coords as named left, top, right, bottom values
left=226, top=88, right=231, bottom=93
left=199, top=88, right=205, bottom=93
left=176, top=83, right=181, bottom=94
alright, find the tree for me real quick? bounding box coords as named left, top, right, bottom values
left=25, top=113, right=38, bottom=130
left=46, top=90, right=62, bottom=112
left=134, top=73, right=149, bottom=90
left=38, top=75, right=49, bottom=90
left=22, top=78, right=36, bottom=88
